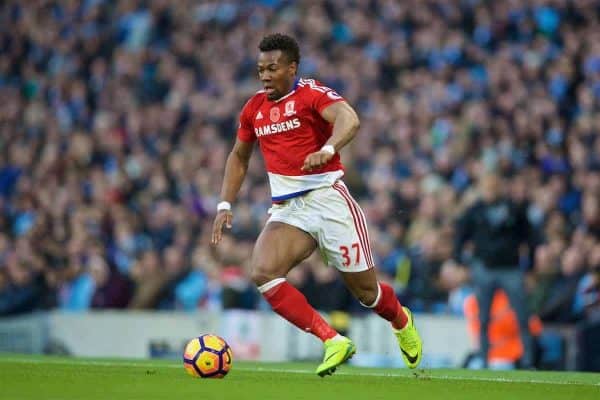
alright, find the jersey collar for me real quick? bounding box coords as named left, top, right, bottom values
left=272, top=78, right=300, bottom=103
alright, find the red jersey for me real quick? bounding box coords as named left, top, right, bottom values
left=237, top=78, right=345, bottom=201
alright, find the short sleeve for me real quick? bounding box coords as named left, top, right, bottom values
left=313, top=88, right=345, bottom=113
left=236, top=102, right=256, bottom=142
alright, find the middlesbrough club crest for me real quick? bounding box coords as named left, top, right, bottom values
left=270, top=107, right=280, bottom=122
left=283, top=100, right=296, bottom=117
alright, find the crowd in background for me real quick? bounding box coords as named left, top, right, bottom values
left=1, top=0, right=599, bottom=326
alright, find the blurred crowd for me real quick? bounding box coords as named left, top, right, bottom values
left=1, top=0, right=599, bottom=324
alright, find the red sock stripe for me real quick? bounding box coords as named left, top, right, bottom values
left=332, top=182, right=374, bottom=268
left=338, top=183, right=375, bottom=267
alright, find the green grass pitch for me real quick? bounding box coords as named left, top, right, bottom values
left=1, top=354, right=598, bottom=400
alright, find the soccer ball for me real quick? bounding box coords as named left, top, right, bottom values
left=183, top=334, right=233, bottom=379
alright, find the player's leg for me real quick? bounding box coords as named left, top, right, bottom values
left=339, top=269, right=421, bottom=368
left=250, top=221, right=341, bottom=344
left=323, top=181, right=422, bottom=368
left=500, top=269, right=535, bottom=368
left=472, top=263, right=496, bottom=368
left=339, top=269, right=407, bottom=328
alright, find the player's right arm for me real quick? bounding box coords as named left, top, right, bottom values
left=212, top=97, right=258, bottom=245
left=211, top=138, right=255, bottom=245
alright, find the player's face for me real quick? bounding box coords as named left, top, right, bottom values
left=257, top=50, right=297, bottom=100
left=481, top=174, right=501, bottom=203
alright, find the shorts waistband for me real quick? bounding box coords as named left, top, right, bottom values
left=271, top=189, right=313, bottom=204
left=270, top=181, right=343, bottom=205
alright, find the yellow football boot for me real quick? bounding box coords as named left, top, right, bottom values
left=315, top=336, right=356, bottom=377
left=395, top=307, right=423, bottom=369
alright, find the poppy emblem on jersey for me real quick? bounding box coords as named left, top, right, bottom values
left=283, top=100, right=296, bottom=117
left=270, top=107, right=280, bottom=122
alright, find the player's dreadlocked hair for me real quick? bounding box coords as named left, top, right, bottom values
left=258, top=33, right=300, bottom=65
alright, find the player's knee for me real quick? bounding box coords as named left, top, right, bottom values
left=250, top=269, right=270, bottom=287
left=355, top=286, right=379, bottom=307
left=250, top=264, right=282, bottom=287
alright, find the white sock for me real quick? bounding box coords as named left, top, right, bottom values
left=257, top=278, right=286, bottom=293
left=329, top=334, right=345, bottom=342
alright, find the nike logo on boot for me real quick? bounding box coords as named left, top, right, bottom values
left=325, top=350, right=341, bottom=362
left=402, top=348, right=419, bottom=364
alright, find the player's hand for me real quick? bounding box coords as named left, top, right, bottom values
left=301, top=150, right=334, bottom=172
left=211, top=210, right=233, bottom=245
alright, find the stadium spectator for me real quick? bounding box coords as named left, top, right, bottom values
left=452, top=172, right=536, bottom=368
left=464, top=289, right=543, bottom=370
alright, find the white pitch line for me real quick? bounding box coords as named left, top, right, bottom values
left=0, top=358, right=182, bottom=369
left=246, top=366, right=600, bottom=387
left=1, top=358, right=598, bottom=387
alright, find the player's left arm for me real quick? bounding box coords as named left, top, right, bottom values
left=301, top=101, right=360, bottom=172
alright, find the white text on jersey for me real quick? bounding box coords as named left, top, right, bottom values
left=255, top=118, right=301, bottom=137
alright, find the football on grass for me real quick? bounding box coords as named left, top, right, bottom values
left=183, top=334, right=233, bottom=378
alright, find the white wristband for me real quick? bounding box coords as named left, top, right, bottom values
left=320, top=144, right=335, bottom=155
left=217, top=201, right=231, bottom=212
